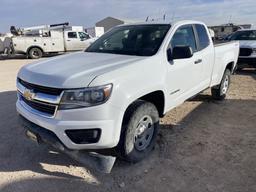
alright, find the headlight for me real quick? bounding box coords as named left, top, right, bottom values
left=59, top=84, right=112, bottom=109
left=252, top=48, right=256, bottom=54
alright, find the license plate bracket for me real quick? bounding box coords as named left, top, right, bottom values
left=26, top=130, right=39, bottom=143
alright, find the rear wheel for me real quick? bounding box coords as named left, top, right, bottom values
left=117, top=100, right=159, bottom=163
left=28, top=47, right=43, bottom=59
left=211, top=69, right=231, bottom=100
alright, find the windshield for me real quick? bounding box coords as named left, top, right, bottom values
left=86, top=24, right=171, bottom=56
left=230, top=30, right=256, bottom=40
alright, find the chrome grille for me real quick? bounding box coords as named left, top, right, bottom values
left=18, top=78, right=63, bottom=95
left=17, top=79, right=62, bottom=118
left=20, top=95, right=56, bottom=115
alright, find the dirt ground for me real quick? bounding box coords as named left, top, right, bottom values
left=0, top=56, right=256, bottom=192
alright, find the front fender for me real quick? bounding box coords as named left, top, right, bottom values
left=89, top=55, right=167, bottom=113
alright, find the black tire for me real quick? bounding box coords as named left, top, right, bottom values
left=28, top=47, right=43, bottom=59
left=117, top=100, right=159, bottom=163
left=7, top=47, right=14, bottom=57
left=211, top=69, right=231, bottom=100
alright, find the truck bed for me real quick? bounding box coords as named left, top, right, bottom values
left=210, top=40, right=239, bottom=87
left=213, top=40, right=233, bottom=46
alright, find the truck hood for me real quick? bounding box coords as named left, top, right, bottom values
left=239, top=40, right=256, bottom=48
left=18, top=52, right=145, bottom=88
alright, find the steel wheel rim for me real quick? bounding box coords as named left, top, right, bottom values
left=32, top=50, right=39, bottom=57
left=222, top=75, right=229, bottom=94
left=134, top=115, right=154, bottom=151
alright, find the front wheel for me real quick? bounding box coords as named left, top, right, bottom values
left=117, top=100, right=159, bottom=163
left=211, top=69, right=231, bottom=100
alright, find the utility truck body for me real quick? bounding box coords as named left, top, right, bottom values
left=9, top=23, right=96, bottom=59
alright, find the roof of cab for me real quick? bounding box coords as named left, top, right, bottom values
left=118, top=20, right=205, bottom=27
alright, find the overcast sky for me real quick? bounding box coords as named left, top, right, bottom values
left=0, top=0, right=255, bottom=32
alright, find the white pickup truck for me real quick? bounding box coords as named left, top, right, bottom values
left=17, top=20, right=239, bottom=163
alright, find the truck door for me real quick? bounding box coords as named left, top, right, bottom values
left=165, top=24, right=204, bottom=108
left=78, top=32, right=91, bottom=50
left=65, top=31, right=81, bottom=51
left=194, top=24, right=214, bottom=88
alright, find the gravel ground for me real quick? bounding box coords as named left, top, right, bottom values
left=0, top=56, right=256, bottom=192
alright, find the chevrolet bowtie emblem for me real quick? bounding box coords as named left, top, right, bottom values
left=23, top=89, right=35, bottom=101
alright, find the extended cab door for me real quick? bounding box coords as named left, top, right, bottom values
left=193, top=24, right=214, bottom=88
left=165, top=24, right=204, bottom=108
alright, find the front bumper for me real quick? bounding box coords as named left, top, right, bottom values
left=19, top=115, right=116, bottom=173
left=19, top=114, right=65, bottom=147
left=16, top=99, right=124, bottom=150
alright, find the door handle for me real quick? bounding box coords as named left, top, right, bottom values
left=67, top=40, right=71, bottom=41
left=194, top=59, right=202, bottom=64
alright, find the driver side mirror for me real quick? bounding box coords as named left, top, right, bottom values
left=167, top=46, right=193, bottom=61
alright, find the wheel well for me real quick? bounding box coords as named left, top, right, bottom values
left=138, top=91, right=165, bottom=117
left=226, top=62, right=234, bottom=73
left=27, top=46, right=44, bottom=54
left=121, top=91, right=165, bottom=131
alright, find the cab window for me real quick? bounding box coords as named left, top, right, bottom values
left=170, top=25, right=197, bottom=52
left=230, top=30, right=256, bottom=40
left=195, top=24, right=210, bottom=50
left=68, top=32, right=77, bottom=38
left=78, top=32, right=90, bottom=40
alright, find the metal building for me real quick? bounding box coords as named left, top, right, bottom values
left=208, top=23, right=253, bottom=40
left=95, top=17, right=140, bottom=32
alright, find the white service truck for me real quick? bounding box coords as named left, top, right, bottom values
left=17, top=20, right=239, bottom=163
left=11, top=24, right=96, bottom=59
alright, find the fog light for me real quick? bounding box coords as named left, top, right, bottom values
left=65, top=129, right=101, bottom=144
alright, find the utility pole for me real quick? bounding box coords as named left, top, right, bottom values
left=228, top=15, right=233, bottom=24
left=171, top=12, right=175, bottom=21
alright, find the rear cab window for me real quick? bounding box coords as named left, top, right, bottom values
left=195, top=24, right=210, bottom=51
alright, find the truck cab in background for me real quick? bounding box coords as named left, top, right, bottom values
left=227, top=29, right=256, bottom=69
left=64, top=31, right=94, bottom=51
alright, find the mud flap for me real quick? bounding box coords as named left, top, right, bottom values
left=62, top=150, right=116, bottom=174
left=26, top=129, right=116, bottom=173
